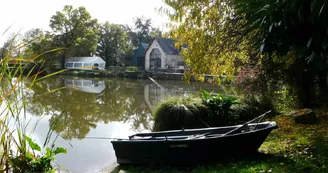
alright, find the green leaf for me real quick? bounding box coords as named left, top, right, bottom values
left=307, top=38, right=312, bottom=48
left=260, top=43, right=265, bottom=52
left=269, top=23, right=274, bottom=32
left=319, top=1, right=327, bottom=17
left=53, top=147, right=67, bottom=155
left=25, top=135, right=41, bottom=152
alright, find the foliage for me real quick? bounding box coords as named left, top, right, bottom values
left=161, top=0, right=256, bottom=83
left=112, top=111, right=328, bottom=173
left=127, top=17, right=162, bottom=48
left=201, top=90, right=239, bottom=126
left=153, top=90, right=241, bottom=131
left=125, top=66, right=140, bottom=72
left=233, top=0, right=328, bottom=107
left=153, top=95, right=209, bottom=131
left=10, top=136, right=66, bottom=173
left=21, top=29, right=62, bottom=67
left=96, top=22, right=133, bottom=67
left=50, top=5, right=99, bottom=68
left=0, top=34, right=66, bottom=172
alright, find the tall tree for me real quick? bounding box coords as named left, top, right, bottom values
left=128, top=17, right=162, bottom=48
left=162, top=0, right=255, bottom=83
left=0, top=33, right=21, bottom=59
left=234, top=0, right=328, bottom=106
left=49, top=5, right=99, bottom=68
left=96, top=22, right=133, bottom=67
left=22, top=29, right=62, bottom=66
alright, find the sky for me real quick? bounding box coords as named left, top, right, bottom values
left=0, top=0, right=169, bottom=45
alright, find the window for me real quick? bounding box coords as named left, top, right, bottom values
left=74, top=63, right=83, bottom=68
left=73, top=80, right=82, bottom=86
left=66, top=63, right=73, bottom=68
left=177, top=61, right=184, bottom=66
left=150, top=48, right=161, bottom=59
left=83, top=63, right=92, bottom=68
left=65, top=80, right=73, bottom=85
left=150, top=48, right=162, bottom=69
left=83, top=81, right=92, bottom=86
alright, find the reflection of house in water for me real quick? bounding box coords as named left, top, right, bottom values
left=65, top=79, right=105, bottom=94
left=143, top=83, right=190, bottom=112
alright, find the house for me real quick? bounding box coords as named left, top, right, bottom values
left=131, top=43, right=149, bottom=69
left=65, top=56, right=106, bottom=70
left=145, top=37, right=185, bottom=71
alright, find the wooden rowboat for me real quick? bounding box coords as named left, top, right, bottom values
left=111, top=117, right=277, bottom=165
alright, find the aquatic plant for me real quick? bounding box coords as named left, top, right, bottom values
left=153, top=95, right=209, bottom=131
left=0, top=32, right=66, bottom=172
left=201, top=89, right=239, bottom=126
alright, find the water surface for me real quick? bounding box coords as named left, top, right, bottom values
left=25, top=76, right=236, bottom=173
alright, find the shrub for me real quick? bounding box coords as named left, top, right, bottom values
left=153, top=90, right=241, bottom=131
left=126, top=66, right=140, bottom=72
left=78, top=71, right=86, bottom=76
left=153, top=96, right=209, bottom=131
left=201, top=90, right=240, bottom=126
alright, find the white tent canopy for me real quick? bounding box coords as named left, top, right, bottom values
left=65, top=56, right=106, bottom=70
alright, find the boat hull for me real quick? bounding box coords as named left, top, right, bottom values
left=111, top=122, right=277, bottom=165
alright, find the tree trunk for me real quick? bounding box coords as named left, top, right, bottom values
left=318, top=71, right=328, bottom=94
left=61, top=53, right=66, bottom=69
left=297, top=71, right=314, bottom=108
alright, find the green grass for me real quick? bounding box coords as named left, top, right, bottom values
left=109, top=109, right=328, bottom=173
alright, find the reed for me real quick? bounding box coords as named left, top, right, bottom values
left=0, top=33, right=66, bottom=172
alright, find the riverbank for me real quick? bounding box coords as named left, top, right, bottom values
left=100, top=109, right=328, bottom=173
left=46, top=67, right=233, bottom=83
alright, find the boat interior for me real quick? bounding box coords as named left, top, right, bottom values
left=127, top=122, right=277, bottom=140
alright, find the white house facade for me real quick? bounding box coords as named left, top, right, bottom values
left=145, top=38, right=184, bottom=70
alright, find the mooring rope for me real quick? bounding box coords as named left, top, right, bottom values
left=73, top=136, right=125, bottom=140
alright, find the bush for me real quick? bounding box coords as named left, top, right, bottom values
left=153, top=96, right=209, bottom=131
left=153, top=90, right=241, bottom=131
left=126, top=66, right=140, bottom=72
left=201, top=90, right=240, bottom=126
left=78, top=71, right=86, bottom=76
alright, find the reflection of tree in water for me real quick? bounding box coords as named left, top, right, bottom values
left=26, top=77, right=236, bottom=140
left=26, top=77, right=152, bottom=140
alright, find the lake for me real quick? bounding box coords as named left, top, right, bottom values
left=23, top=76, right=237, bottom=173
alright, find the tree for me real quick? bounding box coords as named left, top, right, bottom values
left=234, top=0, right=328, bottom=107
left=96, top=22, right=133, bottom=67
left=0, top=33, right=21, bottom=59
left=49, top=5, right=99, bottom=68
left=162, top=0, right=255, bottom=83
left=20, top=29, right=63, bottom=67
left=128, top=17, right=162, bottom=48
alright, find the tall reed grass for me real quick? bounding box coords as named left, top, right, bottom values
left=0, top=32, right=66, bottom=172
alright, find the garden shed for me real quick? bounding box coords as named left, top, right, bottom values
left=65, top=56, right=106, bottom=70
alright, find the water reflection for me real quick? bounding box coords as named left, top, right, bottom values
left=65, top=79, right=106, bottom=93
left=25, top=76, right=236, bottom=172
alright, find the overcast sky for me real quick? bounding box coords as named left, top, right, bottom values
left=0, top=0, right=169, bottom=45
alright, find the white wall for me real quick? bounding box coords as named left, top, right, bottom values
left=145, top=39, right=166, bottom=70
left=145, top=39, right=184, bottom=70
left=166, top=55, right=183, bottom=68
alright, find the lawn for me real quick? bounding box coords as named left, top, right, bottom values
left=106, top=109, right=328, bottom=173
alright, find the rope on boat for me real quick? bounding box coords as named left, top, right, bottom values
left=73, top=136, right=125, bottom=140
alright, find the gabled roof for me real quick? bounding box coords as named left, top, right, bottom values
left=66, top=56, right=105, bottom=63
left=141, top=43, right=149, bottom=50
left=155, top=37, right=180, bottom=55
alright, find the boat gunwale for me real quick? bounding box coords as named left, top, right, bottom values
left=111, top=121, right=278, bottom=143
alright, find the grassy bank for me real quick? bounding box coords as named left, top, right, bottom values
left=108, top=109, right=328, bottom=173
